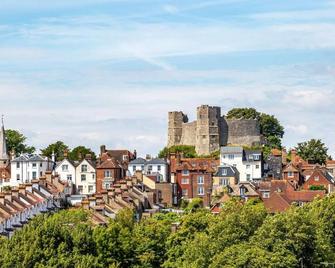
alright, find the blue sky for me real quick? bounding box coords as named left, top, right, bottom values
left=0, top=0, right=334, bottom=157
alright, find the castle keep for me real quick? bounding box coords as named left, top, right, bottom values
left=168, top=105, right=261, bottom=155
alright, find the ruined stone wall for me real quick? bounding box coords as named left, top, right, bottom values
left=167, top=106, right=262, bottom=155
left=226, top=119, right=261, bottom=146
left=180, top=121, right=197, bottom=146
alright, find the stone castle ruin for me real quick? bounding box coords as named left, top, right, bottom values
left=168, top=105, right=261, bottom=155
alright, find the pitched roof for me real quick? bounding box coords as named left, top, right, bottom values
left=170, top=158, right=218, bottom=173
left=147, top=158, right=167, bottom=165
left=214, top=164, right=238, bottom=177
left=221, top=146, right=243, bottom=154
left=96, top=158, right=122, bottom=169
left=129, top=157, right=147, bottom=165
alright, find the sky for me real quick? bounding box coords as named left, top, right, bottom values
left=0, top=0, right=334, bottom=157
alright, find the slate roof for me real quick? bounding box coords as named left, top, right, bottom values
left=12, top=154, right=48, bottom=162
left=221, top=146, right=243, bottom=154
left=214, top=164, right=239, bottom=177
left=147, top=158, right=167, bottom=165
left=129, top=158, right=147, bottom=165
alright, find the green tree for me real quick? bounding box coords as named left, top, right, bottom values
left=5, top=129, right=35, bottom=155
left=68, top=146, right=96, bottom=161
left=158, top=145, right=196, bottom=158
left=226, top=107, right=260, bottom=120
left=295, top=139, right=329, bottom=164
left=41, top=141, right=69, bottom=161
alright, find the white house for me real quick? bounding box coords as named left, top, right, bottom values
left=220, top=146, right=262, bottom=182
left=55, top=159, right=77, bottom=184
left=10, top=154, right=53, bottom=186
left=129, top=158, right=169, bottom=182
left=75, top=159, right=96, bottom=195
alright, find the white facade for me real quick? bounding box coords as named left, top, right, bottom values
left=10, top=154, right=52, bottom=186
left=220, top=147, right=262, bottom=182
left=55, top=159, right=76, bottom=184
left=75, top=159, right=96, bottom=195
left=129, top=158, right=169, bottom=182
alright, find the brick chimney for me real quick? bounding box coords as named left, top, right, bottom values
left=85, top=154, right=92, bottom=161
left=0, top=193, right=5, bottom=204
left=25, top=183, right=32, bottom=193
left=282, top=148, right=288, bottom=165
left=45, top=171, right=53, bottom=184
left=12, top=189, right=19, bottom=199
left=19, top=185, right=26, bottom=195
left=4, top=191, right=12, bottom=202
left=291, top=149, right=297, bottom=163
left=100, top=145, right=106, bottom=155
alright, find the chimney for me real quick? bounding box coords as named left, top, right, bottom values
left=85, top=154, right=92, bottom=161
left=101, top=190, right=108, bottom=203
left=12, top=189, right=19, bottom=199
left=81, top=200, right=89, bottom=210
left=25, top=183, right=32, bottom=193
left=100, top=145, right=106, bottom=155
left=45, top=171, right=53, bottom=184
left=0, top=193, right=4, bottom=204
left=88, top=196, right=96, bottom=207
left=39, top=176, right=47, bottom=187
left=291, top=149, right=297, bottom=163
left=282, top=148, right=288, bottom=165
left=146, top=154, right=152, bottom=160
left=64, top=149, right=69, bottom=158
left=133, top=149, right=137, bottom=159
left=19, top=185, right=26, bottom=195
left=31, top=179, right=40, bottom=190
left=4, top=191, right=12, bottom=202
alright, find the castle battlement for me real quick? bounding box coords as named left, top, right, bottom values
left=167, top=105, right=261, bottom=155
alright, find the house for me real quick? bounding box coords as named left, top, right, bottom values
left=212, top=164, right=239, bottom=196
left=99, top=145, right=136, bottom=165
left=10, top=154, right=53, bottom=186
left=169, top=153, right=218, bottom=207
left=96, top=157, right=126, bottom=193
left=129, top=157, right=169, bottom=182
left=302, top=167, right=335, bottom=193
left=258, top=179, right=325, bottom=213
left=263, top=149, right=283, bottom=179
left=0, top=172, right=70, bottom=237
left=55, top=158, right=77, bottom=184
left=220, top=146, right=262, bottom=182
left=75, top=157, right=96, bottom=195
left=282, top=163, right=302, bottom=187
left=326, top=160, right=335, bottom=178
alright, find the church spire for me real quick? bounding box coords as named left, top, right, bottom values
left=0, top=115, right=9, bottom=167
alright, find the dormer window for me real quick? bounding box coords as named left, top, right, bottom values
left=253, top=154, right=260, bottom=161
left=262, top=191, right=270, bottom=198
left=222, top=169, right=227, bottom=176
left=288, top=171, right=294, bottom=177
left=182, top=170, right=189, bottom=176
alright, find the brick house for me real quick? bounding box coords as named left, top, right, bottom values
left=302, top=167, right=335, bottom=193
left=170, top=154, right=218, bottom=207
left=96, top=157, right=126, bottom=193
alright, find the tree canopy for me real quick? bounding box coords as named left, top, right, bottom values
left=158, top=145, right=197, bottom=159
left=5, top=129, right=35, bottom=155
left=1, top=195, right=335, bottom=267
left=295, top=138, right=329, bottom=165
left=41, top=141, right=69, bottom=161
left=68, top=146, right=96, bottom=161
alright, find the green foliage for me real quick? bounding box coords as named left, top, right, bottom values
left=5, top=129, right=35, bottom=155
left=295, top=139, right=329, bottom=165
left=226, top=107, right=260, bottom=120
left=2, top=196, right=335, bottom=267
left=68, top=146, right=96, bottom=161
left=41, top=141, right=69, bottom=161
left=158, top=145, right=197, bottom=158
left=184, top=198, right=204, bottom=213
left=309, top=185, right=325, bottom=191
left=226, top=108, right=284, bottom=153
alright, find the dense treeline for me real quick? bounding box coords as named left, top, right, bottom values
left=1, top=195, right=335, bottom=267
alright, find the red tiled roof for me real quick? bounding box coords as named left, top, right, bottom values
left=170, top=158, right=218, bottom=173
left=97, top=158, right=123, bottom=169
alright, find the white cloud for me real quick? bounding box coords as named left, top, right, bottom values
left=286, top=124, right=308, bottom=135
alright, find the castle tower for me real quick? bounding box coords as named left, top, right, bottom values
left=0, top=116, right=9, bottom=168
left=195, top=105, right=221, bottom=155
left=167, top=111, right=188, bottom=147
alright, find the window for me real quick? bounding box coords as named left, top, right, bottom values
left=262, top=192, right=270, bottom=198
left=240, top=187, right=246, bottom=196
left=132, top=165, right=136, bottom=172
left=32, top=163, right=37, bottom=168
left=182, top=189, right=188, bottom=196
left=77, top=185, right=83, bottom=194
left=246, top=174, right=251, bottom=180
left=222, top=169, right=227, bottom=175
left=197, top=176, right=204, bottom=185
left=104, top=170, right=111, bottom=178
left=314, top=176, right=320, bottom=181
left=104, top=183, right=110, bottom=189
left=228, top=154, right=234, bottom=160
left=123, top=155, right=128, bottom=161
left=92, top=174, right=95, bottom=180
left=88, top=185, right=94, bottom=193
left=181, top=178, right=189, bottom=184
left=81, top=165, right=88, bottom=172
left=40, top=163, right=43, bottom=167
left=32, top=171, right=37, bottom=179
left=148, top=165, right=153, bottom=171
left=81, top=174, right=86, bottom=181
left=67, top=174, right=72, bottom=181
left=182, top=170, right=189, bottom=176
left=246, top=164, right=250, bottom=169
left=249, top=155, right=253, bottom=160
left=62, top=165, right=69, bottom=172
left=197, top=186, right=205, bottom=196
left=16, top=162, right=20, bottom=169
left=256, top=165, right=260, bottom=169
left=157, top=165, right=161, bottom=171
left=233, top=164, right=237, bottom=167
left=16, top=174, right=20, bottom=181
left=253, top=154, right=260, bottom=161
left=141, top=165, right=144, bottom=171
left=288, top=172, right=293, bottom=177
left=40, top=171, right=43, bottom=177
left=219, top=178, right=229, bottom=186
